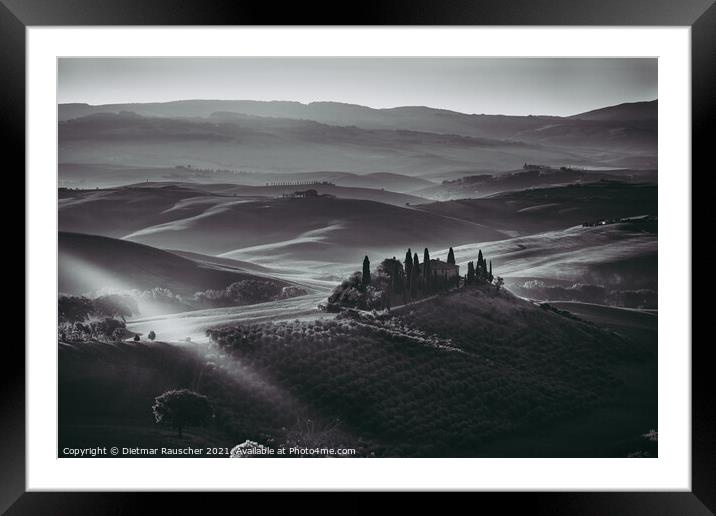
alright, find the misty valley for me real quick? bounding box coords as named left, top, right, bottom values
left=58, top=97, right=657, bottom=458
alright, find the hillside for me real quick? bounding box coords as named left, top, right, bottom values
left=58, top=111, right=563, bottom=176
left=415, top=181, right=657, bottom=236
left=417, top=167, right=657, bottom=200
left=58, top=164, right=437, bottom=194
left=204, top=286, right=656, bottom=457
left=127, top=181, right=430, bottom=207
left=59, top=98, right=657, bottom=142
left=570, top=100, right=657, bottom=121
left=59, top=286, right=656, bottom=457
left=59, top=232, right=300, bottom=316
left=450, top=220, right=657, bottom=290
left=58, top=101, right=657, bottom=174
left=59, top=184, right=217, bottom=238
left=59, top=187, right=506, bottom=262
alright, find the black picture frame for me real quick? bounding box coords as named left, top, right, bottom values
left=6, top=0, right=710, bottom=511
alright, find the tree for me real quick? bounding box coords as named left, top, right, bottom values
left=477, top=250, right=485, bottom=283
left=404, top=248, right=413, bottom=293
left=379, top=257, right=404, bottom=294
left=152, top=389, right=212, bottom=437
left=489, top=260, right=494, bottom=282
left=494, top=276, right=504, bottom=291
left=93, top=294, right=137, bottom=321
left=133, top=334, right=140, bottom=342
left=447, top=247, right=455, bottom=265
left=58, top=295, right=94, bottom=323
left=362, top=256, right=371, bottom=289
left=423, top=248, right=431, bottom=289
left=148, top=330, right=156, bottom=341
left=467, top=261, right=475, bottom=285
left=412, top=253, right=420, bottom=294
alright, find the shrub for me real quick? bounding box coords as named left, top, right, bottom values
left=93, top=294, right=138, bottom=319
left=326, top=271, right=388, bottom=311
left=193, top=279, right=301, bottom=308
left=58, top=296, right=94, bottom=323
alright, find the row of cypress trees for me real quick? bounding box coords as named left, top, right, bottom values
left=361, top=245, right=495, bottom=299
left=465, top=249, right=493, bottom=286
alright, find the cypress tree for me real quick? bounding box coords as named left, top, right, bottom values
left=423, top=248, right=431, bottom=289
left=391, top=257, right=403, bottom=293
left=477, top=250, right=484, bottom=284
left=405, top=249, right=413, bottom=291
left=362, top=256, right=371, bottom=288
left=447, top=247, right=455, bottom=265
left=413, top=253, right=420, bottom=293
left=467, top=261, right=475, bottom=285
left=489, top=260, right=493, bottom=282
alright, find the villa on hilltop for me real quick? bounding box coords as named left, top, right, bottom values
left=326, top=245, right=498, bottom=312
left=421, top=258, right=459, bottom=281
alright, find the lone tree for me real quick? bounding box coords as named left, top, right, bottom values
left=362, top=256, right=371, bottom=288
left=152, top=389, right=212, bottom=437
left=423, top=248, right=431, bottom=289
left=447, top=247, right=456, bottom=265
left=148, top=330, right=156, bottom=341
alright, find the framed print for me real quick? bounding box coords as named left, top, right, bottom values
left=6, top=0, right=712, bottom=511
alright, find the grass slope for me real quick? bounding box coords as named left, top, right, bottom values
left=60, top=186, right=504, bottom=261
left=59, top=286, right=656, bottom=457
left=207, top=287, right=655, bottom=456
left=416, top=181, right=657, bottom=236
left=59, top=231, right=289, bottom=297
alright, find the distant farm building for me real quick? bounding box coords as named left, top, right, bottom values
left=293, top=189, right=318, bottom=198
left=282, top=189, right=335, bottom=199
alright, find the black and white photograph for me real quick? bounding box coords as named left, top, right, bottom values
left=55, top=56, right=660, bottom=459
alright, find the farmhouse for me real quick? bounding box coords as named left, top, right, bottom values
left=421, top=258, right=460, bottom=280
left=282, top=189, right=336, bottom=199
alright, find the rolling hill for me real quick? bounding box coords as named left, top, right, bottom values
left=205, top=286, right=656, bottom=457
left=58, top=111, right=580, bottom=175
left=59, top=231, right=285, bottom=296
left=416, top=167, right=657, bottom=200
left=124, top=181, right=430, bottom=207
left=448, top=220, right=657, bottom=301
left=570, top=100, right=657, bottom=121
left=415, top=181, right=657, bottom=236
left=58, top=99, right=657, bottom=175
left=58, top=231, right=302, bottom=317
left=60, top=285, right=656, bottom=458
left=58, top=186, right=506, bottom=263
left=59, top=99, right=657, bottom=142
left=58, top=164, right=438, bottom=194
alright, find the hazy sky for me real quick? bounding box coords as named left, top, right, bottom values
left=58, top=57, right=657, bottom=117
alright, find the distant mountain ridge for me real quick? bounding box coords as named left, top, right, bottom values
left=59, top=98, right=657, bottom=141
left=570, top=100, right=657, bottom=121
left=58, top=98, right=658, bottom=174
